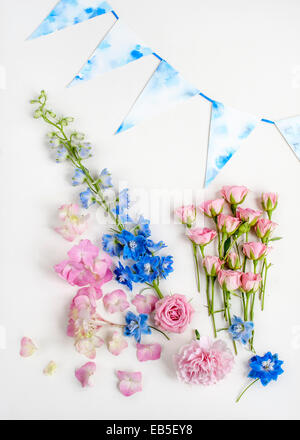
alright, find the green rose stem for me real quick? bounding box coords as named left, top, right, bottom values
left=192, top=242, right=201, bottom=293
left=146, top=280, right=164, bottom=300
left=148, top=326, right=170, bottom=340
left=210, top=277, right=217, bottom=338
left=249, top=260, right=258, bottom=351
left=236, top=379, right=259, bottom=403
left=199, top=246, right=211, bottom=316
left=261, top=260, right=271, bottom=311
left=225, top=289, right=238, bottom=355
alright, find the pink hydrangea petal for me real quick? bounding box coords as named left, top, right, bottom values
left=108, top=331, right=128, bottom=356
left=43, top=361, right=57, bottom=376
left=103, top=290, right=130, bottom=313
left=132, top=294, right=158, bottom=314
left=55, top=225, right=77, bottom=242
left=20, top=337, right=37, bottom=357
left=117, top=371, right=142, bottom=397
left=136, top=343, right=162, bottom=362
left=75, top=362, right=96, bottom=387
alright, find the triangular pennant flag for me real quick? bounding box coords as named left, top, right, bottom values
left=69, top=19, right=153, bottom=86
left=28, top=0, right=113, bottom=40
left=205, top=101, right=259, bottom=187
left=275, top=116, right=300, bottom=160
left=116, top=60, right=200, bottom=134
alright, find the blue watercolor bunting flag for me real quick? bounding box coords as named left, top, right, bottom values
left=69, top=19, right=153, bottom=86
left=28, top=0, right=113, bottom=39
left=205, top=101, right=259, bottom=187
left=116, top=60, right=200, bottom=134
left=275, top=116, right=300, bottom=160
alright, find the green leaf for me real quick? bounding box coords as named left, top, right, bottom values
left=224, top=237, right=231, bottom=255
left=269, top=237, right=283, bottom=242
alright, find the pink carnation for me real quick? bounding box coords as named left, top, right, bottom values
left=175, top=336, right=234, bottom=385
left=154, top=294, right=194, bottom=333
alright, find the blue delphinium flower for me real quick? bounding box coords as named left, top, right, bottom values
left=158, top=255, right=174, bottom=279
left=116, top=230, right=147, bottom=261
left=99, top=168, right=113, bottom=189
left=133, top=255, right=160, bottom=283
left=114, top=262, right=136, bottom=291
left=78, top=142, right=92, bottom=159
left=123, top=311, right=151, bottom=343
left=80, top=188, right=96, bottom=209
left=102, top=234, right=123, bottom=257
left=55, top=146, right=68, bottom=162
left=248, top=352, right=284, bottom=386
left=146, top=239, right=167, bottom=252
left=134, top=216, right=151, bottom=238
left=113, top=188, right=132, bottom=224
left=228, top=316, right=254, bottom=345
left=72, top=168, right=85, bottom=186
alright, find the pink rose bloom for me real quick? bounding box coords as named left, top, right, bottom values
left=103, top=290, right=130, bottom=313
left=242, top=242, right=271, bottom=260
left=75, top=362, right=96, bottom=387
left=117, top=371, right=142, bottom=397
left=154, top=294, right=194, bottom=333
left=186, top=227, right=217, bottom=246
left=255, top=219, right=277, bottom=240
left=236, top=207, right=262, bottom=226
left=261, top=192, right=278, bottom=212
left=132, top=294, right=158, bottom=314
left=175, top=205, right=196, bottom=226
left=136, top=343, right=162, bottom=362
left=198, top=198, right=225, bottom=218
left=241, top=272, right=262, bottom=293
left=175, top=336, right=234, bottom=385
left=202, top=256, right=223, bottom=277
left=217, top=214, right=241, bottom=235
left=226, top=252, right=241, bottom=270
left=55, top=204, right=89, bottom=242
left=218, top=269, right=241, bottom=291
left=221, top=185, right=248, bottom=205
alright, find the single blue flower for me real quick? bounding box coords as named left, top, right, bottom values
left=55, top=146, right=68, bottom=162
left=134, top=216, right=151, bottom=238
left=102, top=234, right=123, bottom=257
left=78, top=142, right=92, bottom=159
left=114, top=262, right=137, bottom=290
left=123, top=311, right=151, bottom=343
left=72, top=168, right=85, bottom=186
left=99, top=168, right=113, bottom=189
left=248, top=352, right=284, bottom=386
left=115, top=230, right=147, bottom=261
left=79, top=188, right=96, bottom=209
left=158, top=255, right=174, bottom=279
left=133, top=255, right=160, bottom=283
left=228, top=316, right=254, bottom=345
left=146, top=239, right=167, bottom=253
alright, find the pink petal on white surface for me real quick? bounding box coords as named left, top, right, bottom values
left=20, top=337, right=37, bottom=357
left=117, top=370, right=142, bottom=397
left=136, top=343, right=162, bottom=362
left=75, top=362, right=96, bottom=387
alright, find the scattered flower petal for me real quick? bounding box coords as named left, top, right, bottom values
left=43, top=361, right=57, bottom=376
left=132, top=294, right=158, bottom=314
left=117, top=370, right=142, bottom=397
left=20, top=337, right=37, bottom=357
left=75, top=362, right=96, bottom=387
left=108, top=331, right=128, bottom=356
left=136, top=343, right=161, bottom=362
left=103, top=290, right=130, bottom=313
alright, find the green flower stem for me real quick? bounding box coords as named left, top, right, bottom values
left=150, top=280, right=164, bottom=299
left=192, top=243, right=201, bottom=292
left=149, top=326, right=170, bottom=341
left=220, top=233, right=228, bottom=258
left=244, top=293, right=250, bottom=321
left=222, top=287, right=228, bottom=322
left=211, top=277, right=217, bottom=338
left=259, top=259, right=266, bottom=301
left=261, top=260, right=270, bottom=311
left=226, top=291, right=238, bottom=355
left=206, top=274, right=211, bottom=316
left=236, top=379, right=259, bottom=403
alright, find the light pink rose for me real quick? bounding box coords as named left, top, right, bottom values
left=240, top=272, right=262, bottom=293
left=236, top=207, right=262, bottom=226
left=154, top=294, right=194, bottom=334
left=175, top=336, right=234, bottom=385
left=75, top=362, right=96, bottom=387
left=20, top=337, right=37, bottom=357
left=198, top=198, right=225, bottom=218
left=117, top=371, right=142, bottom=397
left=218, top=269, right=241, bottom=291
left=242, top=242, right=271, bottom=260
left=221, top=185, right=249, bottom=205
left=175, top=205, right=196, bottom=226
left=226, top=252, right=241, bottom=270
left=261, top=192, right=278, bottom=212
left=217, top=214, right=241, bottom=235
left=255, top=219, right=277, bottom=240
left=186, top=227, right=217, bottom=246
left=202, top=256, right=223, bottom=277
left=103, top=290, right=129, bottom=313
left=131, top=294, right=158, bottom=314
left=136, top=343, right=162, bottom=362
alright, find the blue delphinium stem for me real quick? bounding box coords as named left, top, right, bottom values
left=236, top=379, right=259, bottom=403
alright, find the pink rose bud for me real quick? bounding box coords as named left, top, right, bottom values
left=175, top=205, right=196, bottom=226
left=226, top=252, right=241, bottom=270
left=217, top=214, right=241, bottom=235
left=255, top=219, right=277, bottom=241
left=187, top=227, right=217, bottom=246
left=203, top=256, right=223, bottom=277
left=261, top=192, right=278, bottom=212
left=218, top=269, right=241, bottom=291
left=221, top=185, right=249, bottom=205
left=242, top=242, right=271, bottom=260
left=198, top=198, right=225, bottom=218
left=240, top=272, right=262, bottom=293
left=236, top=207, right=262, bottom=227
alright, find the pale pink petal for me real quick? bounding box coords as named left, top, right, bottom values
left=58, top=204, right=80, bottom=221
left=132, top=294, right=158, bottom=314
left=43, top=361, right=57, bottom=376
left=67, top=239, right=99, bottom=266
left=75, top=336, right=104, bottom=359
left=108, top=331, right=128, bottom=356
left=75, top=362, right=96, bottom=387
left=136, top=343, right=162, bottom=362
left=117, top=370, right=142, bottom=397
left=103, top=290, right=130, bottom=313
left=55, top=224, right=77, bottom=242
left=20, top=337, right=37, bottom=357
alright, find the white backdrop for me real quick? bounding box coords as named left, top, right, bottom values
left=1, top=0, right=300, bottom=420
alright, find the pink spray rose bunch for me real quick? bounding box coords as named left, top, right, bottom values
left=154, top=294, right=194, bottom=334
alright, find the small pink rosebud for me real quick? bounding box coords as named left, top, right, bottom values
left=240, top=272, right=262, bottom=293
left=186, top=227, right=217, bottom=246
left=198, top=199, right=225, bottom=218
left=175, top=205, right=196, bottom=226
left=218, top=269, right=241, bottom=291
left=255, top=219, right=277, bottom=241
left=203, top=256, right=223, bottom=277
left=236, top=207, right=262, bottom=227
left=226, top=252, right=241, bottom=270
left=261, top=192, right=278, bottom=212
left=221, top=186, right=249, bottom=205
left=242, top=242, right=271, bottom=260
left=217, top=214, right=241, bottom=235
